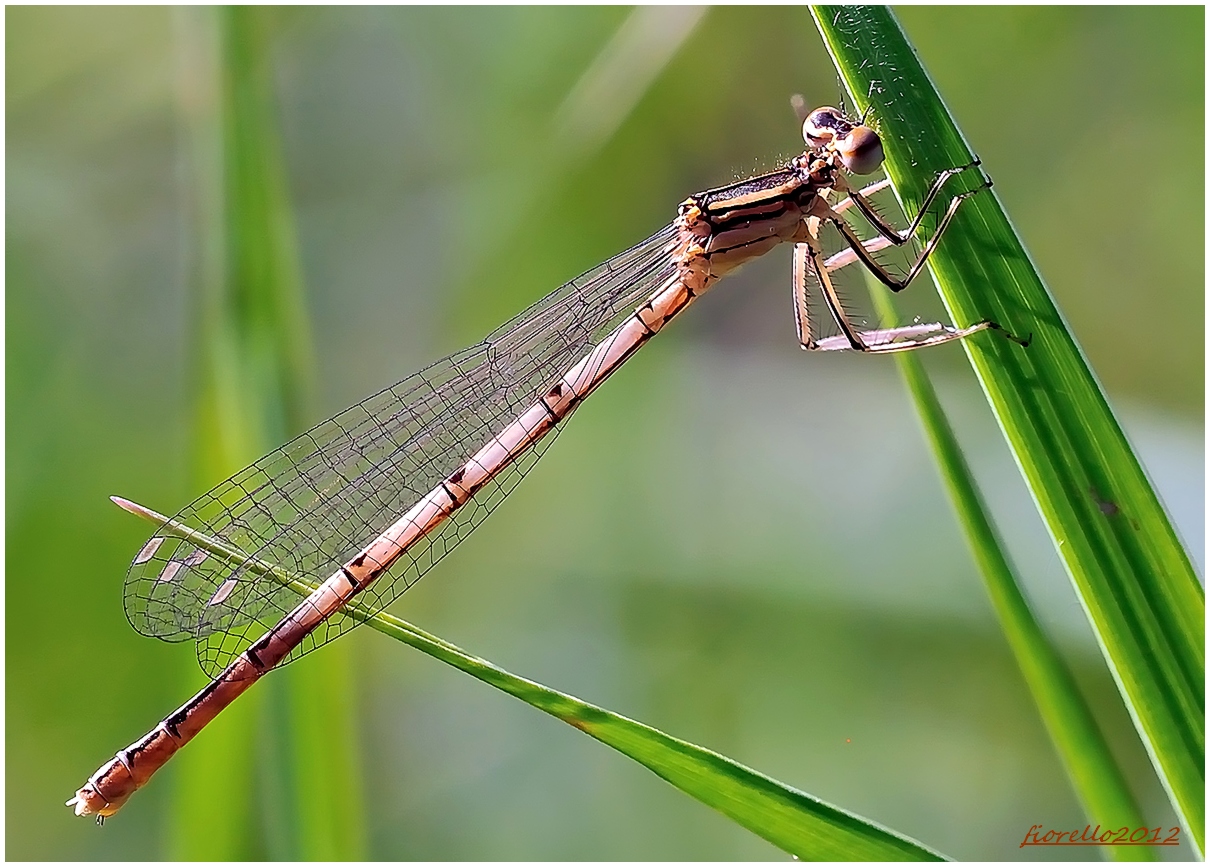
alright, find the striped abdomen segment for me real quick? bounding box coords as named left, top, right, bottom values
left=68, top=269, right=707, bottom=819
left=70, top=161, right=829, bottom=820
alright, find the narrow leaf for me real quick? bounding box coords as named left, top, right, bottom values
left=117, top=497, right=945, bottom=861
left=167, top=6, right=365, bottom=858
left=867, top=282, right=1152, bottom=862
left=813, top=6, right=1204, bottom=852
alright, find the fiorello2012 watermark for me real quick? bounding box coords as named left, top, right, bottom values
left=1020, top=824, right=1181, bottom=848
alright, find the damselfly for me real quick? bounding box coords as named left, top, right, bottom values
left=69, top=104, right=1022, bottom=820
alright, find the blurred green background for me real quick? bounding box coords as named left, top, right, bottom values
left=7, top=6, right=1203, bottom=860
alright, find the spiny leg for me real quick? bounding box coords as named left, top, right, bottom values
left=831, top=178, right=891, bottom=218
left=791, top=239, right=811, bottom=350
left=790, top=160, right=896, bottom=348
left=834, top=160, right=984, bottom=246
left=793, top=239, right=867, bottom=351
left=792, top=207, right=879, bottom=350
left=830, top=181, right=990, bottom=293
left=793, top=178, right=1025, bottom=354
left=793, top=238, right=1012, bottom=353
left=812, top=320, right=1013, bottom=354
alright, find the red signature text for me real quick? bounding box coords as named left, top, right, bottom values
left=1020, top=824, right=1180, bottom=847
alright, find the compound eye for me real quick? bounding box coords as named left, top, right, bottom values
left=837, top=125, right=884, bottom=174
left=802, top=106, right=849, bottom=147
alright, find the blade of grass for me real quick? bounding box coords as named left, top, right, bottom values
left=220, top=9, right=366, bottom=858
left=868, top=282, right=1152, bottom=861
left=167, top=6, right=365, bottom=859
left=813, top=6, right=1204, bottom=852
left=115, top=496, right=946, bottom=861
left=167, top=9, right=258, bottom=857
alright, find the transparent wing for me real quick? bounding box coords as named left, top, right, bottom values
left=124, top=224, right=679, bottom=676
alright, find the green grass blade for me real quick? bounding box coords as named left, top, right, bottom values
left=813, top=6, right=1204, bottom=852
left=116, top=498, right=944, bottom=861
left=167, top=7, right=365, bottom=859
left=868, top=284, right=1152, bottom=861
left=167, top=9, right=257, bottom=857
